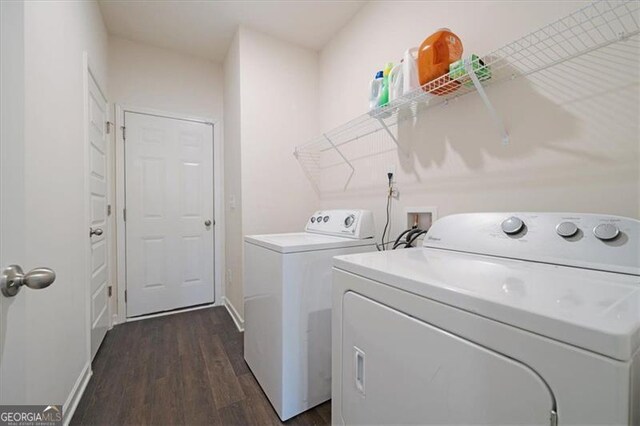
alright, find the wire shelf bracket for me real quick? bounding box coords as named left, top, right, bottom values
left=323, top=133, right=355, bottom=190
left=375, top=117, right=410, bottom=156
left=463, top=57, right=510, bottom=145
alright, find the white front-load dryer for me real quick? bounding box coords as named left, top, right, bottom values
left=332, top=213, right=640, bottom=425
left=244, top=209, right=376, bottom=421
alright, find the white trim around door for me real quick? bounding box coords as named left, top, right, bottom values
left=114, top=105, right=224, bottom=324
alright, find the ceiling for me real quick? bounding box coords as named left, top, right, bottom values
left=98, top=1, right=366, bottom=62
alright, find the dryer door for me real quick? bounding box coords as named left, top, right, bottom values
left=341, top=292, right=555, bottom=425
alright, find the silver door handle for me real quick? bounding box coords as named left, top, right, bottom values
left=1, top=265, right=56, bottom=297
left=90, top=227, right=103, bottom=237
left=204, top=219, right=212, bottom=227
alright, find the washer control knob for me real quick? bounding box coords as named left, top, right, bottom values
left=316, top=216, right=322, bottom=223
left=556, top=221, right=578, bottom=238
left=323, top=215, right=329, bottom=223
left=593, top=223, right=619, bottom=241
left=310, top=217, right=316, bottom=223
left=344, top=214, right=355, bottom=228
left=501, top=217, right=524, bottom=235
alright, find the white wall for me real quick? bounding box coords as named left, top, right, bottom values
left=108, top=36, right=223, bottom=118
left=317, top=1, right=640, bottom=242
left=238, top=26, right=320, bottom=235
left=22, top=0, right=108, bottom=408
left=223, top=31, right=244, bottom=320
left=223, top=27, right=320, bottom=319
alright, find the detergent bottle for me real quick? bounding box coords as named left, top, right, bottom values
left=389, top=63, right=403, bottom=101
left=379, top=62, right=394, bottom=107
left=368, top=71, right=384, bottom=111
left=402, top=47, right=420, bottom=93
left=418, top=29, right=463, bottom=93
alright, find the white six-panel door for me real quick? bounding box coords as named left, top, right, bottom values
left=87, top=72, right=110, bottom=359
left=124, top=112, right=214, bottom=317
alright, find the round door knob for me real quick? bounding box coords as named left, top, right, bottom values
left=501, top=216, right=524, bottom=235
left=204, top=219, right=212, bottom=227
left=90, top=227, right=103, bottom=237
left=22, top=267, right=56, bottom=289
left=1, top=265, right=56, bottom=297
left=593, top=223, right=619, bottom=241
left=556, top=221, right=578, bottom=238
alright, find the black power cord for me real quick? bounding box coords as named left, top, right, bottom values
left=380, top=172, right=393, bottom=250
left=392, top=228, right=414, bottom=249
left=391, top=227, right=428, bottom=249
left=404, top=230, right=428, bottom=248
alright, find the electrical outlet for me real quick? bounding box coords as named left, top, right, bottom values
left=386, top=167, right=399, bottom=199
left=387, top=164, right=396, bottom=178
left=386, top=165, right=396, bottom=188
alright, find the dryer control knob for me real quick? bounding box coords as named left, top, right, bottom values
left=344, top=214, right=355, bottom=228
left=593, top=223, right=619, bottom=241
left=501, top=217, right=524, bottom=235
left=556, top=221, right=578, bottom=238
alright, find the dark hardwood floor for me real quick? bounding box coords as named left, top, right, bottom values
left=71, top=306, right=331, bottom=425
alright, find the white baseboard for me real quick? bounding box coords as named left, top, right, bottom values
left=224, top=296, right=244, bottom=332
left=63, top=361, right=92, bottom=426
left=126, top=302, right=217, bottom=323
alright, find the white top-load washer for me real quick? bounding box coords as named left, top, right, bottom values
left=332, top=212, right=640, bottom=425
left=244, top=209, right=376, bottom=421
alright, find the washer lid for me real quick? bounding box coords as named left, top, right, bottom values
left=245, top=232, right=375, bottom=253
left=334, top=248, right=640, bottom=361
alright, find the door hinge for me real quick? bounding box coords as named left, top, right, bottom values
left=124, top=290, right=127, bottom=302
left=123, top=208, right=127, bottom=222
left=107, top=204, right=112, bottom=216
left=106, top=121, right=113, bottom=134
left=121, top=126, right=126, bottom=140
left=550, top=410, right=558, bottom=426
left=108, top=285, right=112, bottom=297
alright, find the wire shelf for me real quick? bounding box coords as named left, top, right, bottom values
left=294, top=0, right=640, bottom=190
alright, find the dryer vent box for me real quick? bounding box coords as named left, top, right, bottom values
left=405, top=207, right=437, bottom=232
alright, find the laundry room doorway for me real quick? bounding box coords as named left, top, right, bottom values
left=116, top=107, right=221, bottom=319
